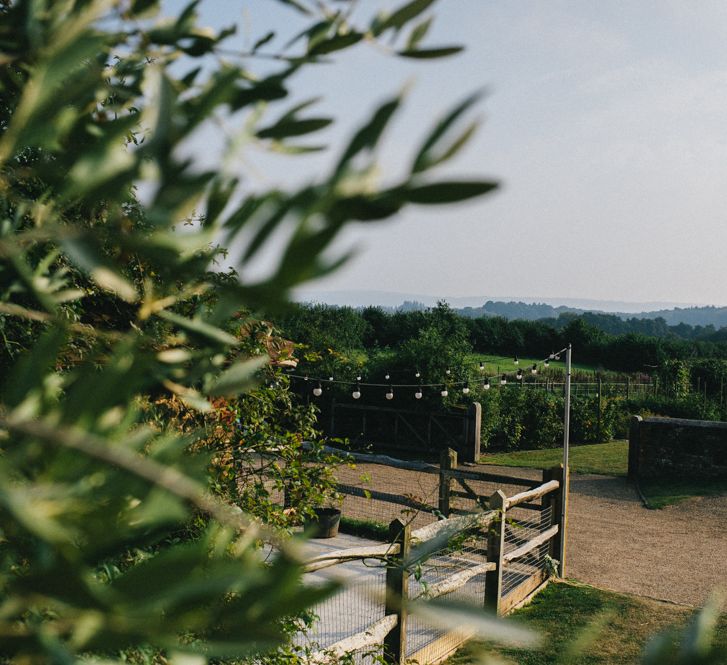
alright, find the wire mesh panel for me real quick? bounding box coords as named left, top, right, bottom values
left=334, top=462, right=441, bottom=531
left=405, top=531, right=488, bottom=662
left=501, top=506, right=553, bottom=602
left=296, top=558, right=387, bottom=652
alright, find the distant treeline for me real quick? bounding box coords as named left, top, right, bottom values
left=457, top=300, right=727, bottom=332
left=277, top=302, right=727, bottom=373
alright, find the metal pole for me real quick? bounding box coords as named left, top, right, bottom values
left=563, top=344, right=571, bottom=472
left=559, top=343, right=571, bottom=577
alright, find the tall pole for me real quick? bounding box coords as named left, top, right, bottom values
left=559, top=343, right=572, bottom=577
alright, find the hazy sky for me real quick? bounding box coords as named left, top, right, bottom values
left=172, top=1, right=727, bottom=306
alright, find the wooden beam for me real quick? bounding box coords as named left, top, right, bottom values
left=504, top=480, right=560, bottom=510
left=336, top=483, right=435, bottom=513
left=303, top=543, right=400, bottom=573
left=412, top=562, right=496, bottom=601
left=410, top=511, right=496, bottom=546
left=500, top=570, right=548, bottom=615
left=407, top=627, right=475, bottom=665
left=503, top=525, right=559, bottom=563
left=442, top=468, right=540, bottom=487
left=308, top=614, right=398, bottom=663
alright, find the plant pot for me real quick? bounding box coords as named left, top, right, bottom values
left=306, top=507, right=342, bottom=539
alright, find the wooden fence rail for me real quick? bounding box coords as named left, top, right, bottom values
left=300, top=454, right=565, bottom=665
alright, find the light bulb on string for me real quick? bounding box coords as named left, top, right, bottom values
left=514, top=356, right=519, bottom=365
left=313, top=383, right=323, bottom=397
left=544, top=358, right=550, bottom=367
left=500, top=374, right=507, bottom=385
left=415, top=386, right=423, bottom=399
left=385, top=386, right=394, bottom=400
left=415, top=371, right=421, bottom=378
left=441, top=387, right=449, bottom=397
left=549, top=352, right=555, bottom=360
left=531, top=363, right=538, bottom=375
left=462, top=384, right=470, bottom=395
left=483, top=379, right=491, bottom=390
left=385, top=373, right=390, bottom=380
left=352, top=384, right=361, bottom=400
left=516, top=369, right=523, bottom=380
left=445, top=368, right=451, bottom=375
left=304, top=376, right=309, bottom=381
left=328, top=376, right=334, bottom=382
left=479, top=362, right=485, bottom=371
left=357, top=375, right=362, bottom=381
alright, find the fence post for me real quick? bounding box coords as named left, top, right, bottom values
left=547, top=464, right=568, bottom=578
left=438, top=448, right=457, bottom=517
left=385, top=519, right=410, bottom=665
left=597, top=377, right=602, bottom=442
left=485, top=490, right=506, bottom=615
left=464, top=402, right=481, bottom=463
left=628, top=415, right=643, bottom=481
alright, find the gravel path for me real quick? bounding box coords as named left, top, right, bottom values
left=334, top=462, right=727, bottom=607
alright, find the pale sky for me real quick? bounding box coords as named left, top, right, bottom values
left=170, top=1, right=727, bottom=307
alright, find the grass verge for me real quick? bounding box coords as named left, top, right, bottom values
left=338, top=515, right=389, bottom=541
left=639, top=477, right=727, bottom=509
left=480, top=441, right=628, bottom=477
left=448, top=581, right=727, bottom=665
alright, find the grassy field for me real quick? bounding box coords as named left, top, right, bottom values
left=469, top=353, right=601, bottom=375
left=480, top=441, right=629, bottom=477
left=448, top=581, right=727, bottom=665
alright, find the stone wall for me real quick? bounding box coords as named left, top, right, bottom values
left=628, top=415, right=727, bottom=480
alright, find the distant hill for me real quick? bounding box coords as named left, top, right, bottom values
left=457, top=301, right=727, bottom=329
left=293, top=289, right=727, bottom=328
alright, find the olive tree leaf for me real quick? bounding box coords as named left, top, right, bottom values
left=412, top=90, right=484, bottom=173
left=373, top=0, right=437, bottom=36
left=397, top=45, right=463, bottom=59
left=207, top=356, right=269, bottom=396
left=405, top=181, right=498, bottom=204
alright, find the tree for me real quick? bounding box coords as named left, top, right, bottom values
left=0, top=0, right=498, bottom=662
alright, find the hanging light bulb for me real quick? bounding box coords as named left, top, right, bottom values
left=352, top=384, right=361, bottom=400
left=385, top=386, right=394, bottom=400
left=500, top=374, right=507, bottom=385
left=357, top=375, right=362, bottom=381
left=549, top=352, right=555, bottom=360
left=479, top=361, right=485, bottom=371
left=440, top=387, right=449, bottom=397
left=445, top=368, right=451, bottom=375
left=415, top=371, right=421, bottom=378
left=313, top=383, right=323, bottom=397
left=462, top=384, right=470, bottom=395
left=555, top=353, right=561, bottom=360
left=415, top=386, right=423, bottom=399
left=385, top=373, right=390, bottom=380
left=304, top=376, right=309, bottom=381
left=531, top=363, right=538, bottom=375
left=544, top=358, right=550, bottom=367
left=328, top=376, right=334, bottom=382
left=483, top=379, right=491, bottom=390
left=514, top=356, right=519, bottom=365
left=516, top=368, right=523, bottom=380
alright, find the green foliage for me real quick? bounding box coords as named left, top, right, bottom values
left=0, top=0, right=497, bottom=662
left=449, top=582, right=727, bottom=665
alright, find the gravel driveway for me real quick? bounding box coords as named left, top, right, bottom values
left=334, top=462, right=727, bottom=607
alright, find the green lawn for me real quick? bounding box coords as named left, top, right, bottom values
left=448, top=581, right=727, bottom=665
left=481, top=441, right=727, bottom=508
left=638, top=477, right=727, bottom=509
left=469, top=353, right=600, bottom=375
left=480, top=441, right=628, bottom=477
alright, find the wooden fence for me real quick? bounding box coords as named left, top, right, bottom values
left=323, top=401, right=482, bottom=462
left=303, top=448, right=565, bottom=664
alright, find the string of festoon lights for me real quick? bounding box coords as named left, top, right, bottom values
left=284, top=348, right=569, bottom=401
